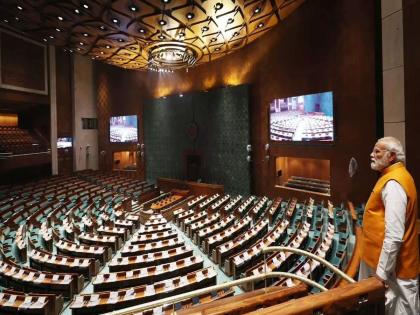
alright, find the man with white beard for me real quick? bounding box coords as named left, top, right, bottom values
left=359, top=136, right=419, bottom=315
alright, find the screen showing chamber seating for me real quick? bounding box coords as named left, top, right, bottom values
left=57, top=137, right=72, bottom=148
left=110, top=115, right=138, bottom=143
left=269, top=91, right=334, bottom=142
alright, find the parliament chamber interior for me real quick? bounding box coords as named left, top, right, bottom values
left=0, top=0, right=419, bottom=314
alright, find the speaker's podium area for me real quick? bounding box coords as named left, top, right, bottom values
left=1, top=0, right=419, bottom=314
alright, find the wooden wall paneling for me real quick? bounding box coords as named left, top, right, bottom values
left=403, top=0, right=420, bottom=194
left=0, top=30, right=47, bottom=94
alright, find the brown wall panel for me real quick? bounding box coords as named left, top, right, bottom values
left=0, top=32, right=46, bottom=92
left=403, top=0, right=420, bottom=193
left=95, top=66, right=146, bottom=179
left=95, top=0, right=380, bottom=204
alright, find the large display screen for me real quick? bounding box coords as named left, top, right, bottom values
left=57, top=137, right=72, bottom=148
left=269, top=91, right=334, bottom=142
left=110, top=115, right=138, bottom=143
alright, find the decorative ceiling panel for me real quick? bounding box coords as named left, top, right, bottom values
left=0, top=0, right=305, bottom=71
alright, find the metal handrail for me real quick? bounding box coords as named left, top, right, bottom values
left=262, top=246, right=356, bottom=284
left=104, top=271, right=327, bottom=315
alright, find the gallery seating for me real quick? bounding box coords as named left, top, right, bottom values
left=92, top=256, right=204, bottom=292
left=108, top=245, right=194, bottom=272
left=69, top=267, right=217, bottom=315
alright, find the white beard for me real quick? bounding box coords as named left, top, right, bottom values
left=370, top=156, right=389, bottom=171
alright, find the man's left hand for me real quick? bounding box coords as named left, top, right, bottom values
left=374, top=274, right=389, bottom=289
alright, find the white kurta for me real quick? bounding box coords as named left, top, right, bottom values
left=359, top=180, right=419, bottom=315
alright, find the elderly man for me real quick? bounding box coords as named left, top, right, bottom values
left=359, top=136, right=419, bottom=314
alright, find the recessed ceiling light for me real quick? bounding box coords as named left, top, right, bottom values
left=17, top=5, right=23, bottom=10
left=105, top=45, right=111, bottom=49
left=138, top=28, right=146, bottom=33
left=74, top=9, right=80, bottom=14
left=130, top=47, right=136, bottom=50
left=49, top=35, right=54, bottom=39
left=129, top=4, right=138, bottom=12
left=112, top=18, right=119, bottom=24
left=3, top=19, right=9, bottom=23
left=215, top=47, right=220, bottom=51
left=186, top=12, right=194, bottom=19
left=58, top=16, right=64, bottom=21
left=69, top=49, right=73, bottom=53
left=55, top=28, right=61, bottom=32
left=162, top=0, right=171, bottom=3
left=215, top=3, right=223, bottom=10
left=15, top=17, right=19, bottom=21
left=99, top=25, right=106, bottom=30
left=258, top=22, right=264, bottom=28
left=82, top=3, right=89, bottom=9
left=233, top=31, right=239, bottom=37
left=159, top=19, right=167, bottom=26
left=118, top=38, right=124, bottom=42
left=79, top=42, right=84, bottom=45
left=254, top=7, right=261, bottom=14
left=42, top=38, right=47, bottom=42
left=202, top=26, right=209, bottom=32
left=158, top=35, right=165, bottom=40
left=83, top=33, right=89, bottom=37
left=100, top=51, right=104, bottom=54
left=77, top=47, right=81, bottom=51
left=179, top=32, right=185, bottom=37
left=210, top=38, right=217, bottom=42
left=227, top=18, right=234, bottom=24
left=179, top=93, right=183, bottom=97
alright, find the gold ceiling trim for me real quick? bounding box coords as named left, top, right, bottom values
left=0, top=0, right=305, bottom=71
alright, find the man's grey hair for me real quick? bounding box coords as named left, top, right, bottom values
left=377, top=136, right=406, bottom=164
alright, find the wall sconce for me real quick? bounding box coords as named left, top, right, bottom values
left=264, top=143, right=270, bottom=161
left=246, top=144, right=252, bottom=162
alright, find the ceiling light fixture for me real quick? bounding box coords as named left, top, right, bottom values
left=138, top=28, right=146, bottom=33
left=186, top=12, right=194, bottom=19
left=58, top=16, right=64, bottom=21
left=254, top=7, right=261, bottom=14
left=49, top=35, right=54, bottom=39
left=202, top=26, right=209, bottom=32
left=17, top=5, right=23, bottom=10
left=129, top=4, right=138, bottom=12
left=112, top=18, right=119, bottom=24
left=258, top=22, right=264, bottom=28
left=55, top=28, right=61, bottom=32
left=105, top=45, right=111, bottom=49
left=3, top=19, right=8, bottom=23
left=99, top=25, right=106, bottom=30
left=118, top=38, right=124, bottom=42
left=82, top=3, right=89, bottom=9
left=159, top=19, right=167, bottom=26
left=83, top=33, right=89, bottom=37
left=214, top=3, right=223, bottom=11
left=74, top=8, right=80, bottom=14
left=147, top=41, right=202, bottom=71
